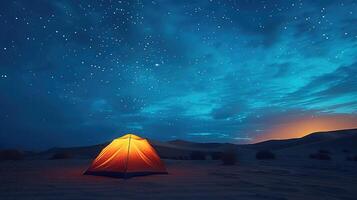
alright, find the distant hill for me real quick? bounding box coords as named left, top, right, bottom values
left=36, top=138, right=236, bottom=160
left=35, top=143, right=108, bottom=159
left=247, top=128, right=357, bottom=154
left=167, top=139, right=236, bottom=149
left=34, top=128, right=357, bottom=160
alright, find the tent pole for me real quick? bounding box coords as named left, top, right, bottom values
left=124, top=134, right=132, bottom=178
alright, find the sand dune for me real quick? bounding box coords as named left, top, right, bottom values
left=36, top=129, right=357, bottom=161
left=248, top=128, right=357, bottom=152
left=37, top=138, right=237, bottom=160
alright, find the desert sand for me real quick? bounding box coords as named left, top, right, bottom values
left=1, top=158, right=356, bottom=200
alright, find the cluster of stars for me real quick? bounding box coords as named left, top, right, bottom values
left=0, top=0, right=356, bottom=148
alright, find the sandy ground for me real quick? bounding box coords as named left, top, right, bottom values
left=0, top=159, right=357, bottom=200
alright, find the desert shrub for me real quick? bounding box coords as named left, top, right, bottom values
left=190, top=151, right=206, bottom=160
left=342, top=149, right=350, bottom=153
left=210, top=152, right=222, bottom=160
left=309, top=153, right=331, bottom=160
left=50, top=152, right=72, bottom=160
left=179, top=156, right=187, bottom=160
left=221, top=150, right=237, bottom=165
left=160, top=156, right=169, bottom=159
left=205, top=154, right=213, bottom=160
left=346, top=155, right=357, bottom=161
left=256, top=150, right=275, bottom=160
left=0, top=149, right=24, bottom=161
left=352, top=155, right=357, bottom=161
left=318, top=149, right=331, bottom=154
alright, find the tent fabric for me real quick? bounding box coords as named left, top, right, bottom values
left=84, top=134, right=167, bottom=178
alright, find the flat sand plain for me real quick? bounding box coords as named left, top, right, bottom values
left=0, top=158, right=356, bottom=200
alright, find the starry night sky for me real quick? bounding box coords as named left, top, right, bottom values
left=1, top=0, right=357, bottom=150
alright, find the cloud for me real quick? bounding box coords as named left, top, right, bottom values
left=289, top=62, right=357, bottom=102
left=211, top=102, right=244, bottom=120
left=220, top=0, right=287, bottom=47
left=271, top=62, right=292, bottom=78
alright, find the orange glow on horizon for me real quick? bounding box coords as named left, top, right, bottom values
left=253, top=114, right=357, bottom=143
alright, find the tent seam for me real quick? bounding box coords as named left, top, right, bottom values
left=124, top=134, right=132, bottom=176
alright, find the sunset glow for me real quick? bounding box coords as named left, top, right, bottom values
left=254, top=115, right=357, bottom=143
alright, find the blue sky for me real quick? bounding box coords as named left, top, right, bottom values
left=0, top=0, right=357, bottom=150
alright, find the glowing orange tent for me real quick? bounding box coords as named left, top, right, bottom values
left=84, top=134, right=167, bottom=178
